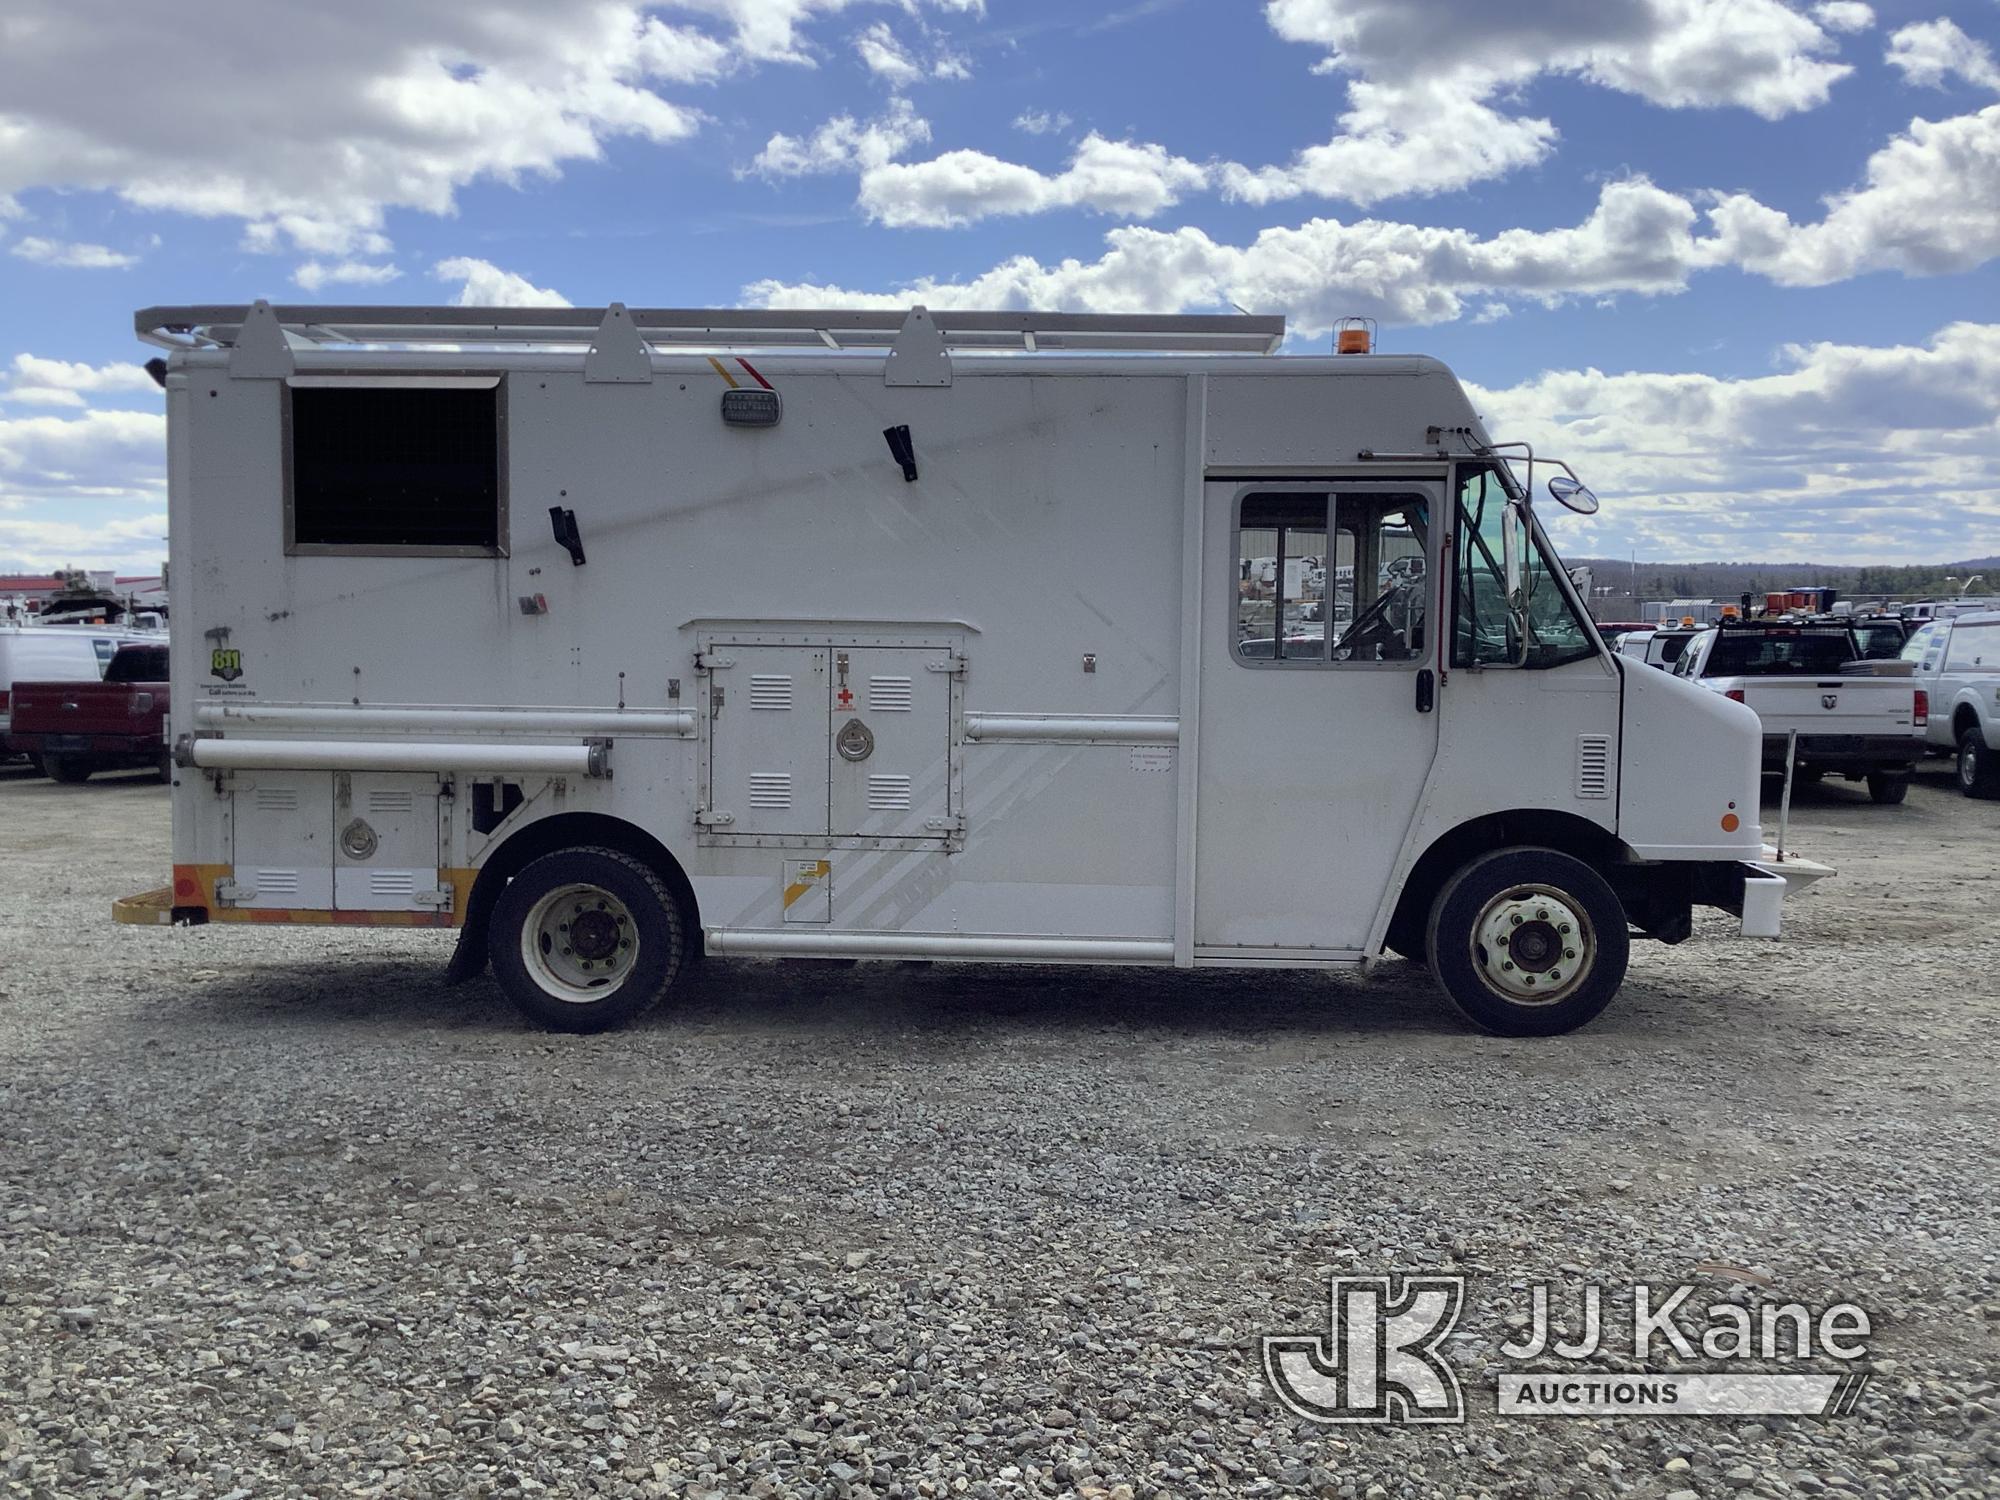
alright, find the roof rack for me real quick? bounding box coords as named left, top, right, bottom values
left=134, top=302, right=1287, bottom=356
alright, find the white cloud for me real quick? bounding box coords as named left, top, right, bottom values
left=1885, top=19, right=2000, bottom=92
left=663, top=0, right=981, bottom=66
left=294, top=260, right=402, bottom=292
left=1235, top=0, right=1859, bottom=210
left=1467, top=321, right=2000, bottom=563
left=747, top=98, right=931, bottom=178
left=1220, top=80, right=1557, bottom=206
left=1704, top=104, right=2000, bottom=284
left=1013, top=109, right=1073, bottom=136
left=748, top=177, right=1710, bottom=330
left=8, top=236, right=139, bottom=269
left=433, top=257, right=570, bottom=307
left=854, top=21, right=923, bottom=83
left=0, top=389, right=167, bottom=571
left=0, top=3, right=744, bottom=254
left=1813, top=2, right=1874, bottom=36
left=856, top=133, right=1210, bottom=228
left=2, top=355, right=159, bottom=409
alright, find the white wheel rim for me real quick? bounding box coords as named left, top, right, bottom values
left=520, top=882, right=640, bottom=1004
left=1470, top=884, right=1594, bottom=1006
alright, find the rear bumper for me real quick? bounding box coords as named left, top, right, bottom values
left=10, top=732, right=160, bottom=757
left=1762, top=733, right=1918, bottom=772
left=1734, top=852, right=1835, bottom=938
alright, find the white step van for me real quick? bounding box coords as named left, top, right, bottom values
left=117, top=302, right=1829, bottom=1035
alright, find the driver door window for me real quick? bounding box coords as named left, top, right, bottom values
left=1235, top=490, right=1427, bottom=666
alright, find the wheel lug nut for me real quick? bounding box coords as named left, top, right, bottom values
left=1536, top=908, right=1549, bottom=921
left=619, top=940, right=630, bottom=950
left=562, top=946, right=573, bottom=956
left=1501, top=960, right=1515, bottom=971
left=1564, top=948, right=1577, bottom=960
left=1558, top=923, right=1571, bottom=935
left=1509, top=914, right=1522, bottom=926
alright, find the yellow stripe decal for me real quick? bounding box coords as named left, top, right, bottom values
left=707, top=355, right=740, bottom=389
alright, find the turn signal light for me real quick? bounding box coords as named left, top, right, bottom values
left=1914, top=689, right=1928, bottom=728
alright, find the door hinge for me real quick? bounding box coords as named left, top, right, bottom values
left=412, top=887, right=454, bottom=910
left=694, top=651, right=735, bottom=671
left=214, top=878, right=250, bottom=907
left=927, top=655, right=968, bottom=676
left=924, top=813, right=966, bottom=833
left=695, top=809, right=736, bottom=828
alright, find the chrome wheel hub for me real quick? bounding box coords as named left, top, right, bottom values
left=1471, top=886, right=1593, bottom=1005
left=522, top=883, right=639, bottom=1003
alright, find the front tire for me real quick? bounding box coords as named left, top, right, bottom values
left=488, top=846, right=683, bottom=1033
left=1960, top=729, right=2000, bottom=799
left=42, top=752, right=95, bottom=783
left=1865, top=771, right=1909, bottom=805
left=1425, top=847, right=1629, bottom=1037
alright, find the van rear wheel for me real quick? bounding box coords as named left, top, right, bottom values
left=1865, top=771, right=1908, bottom=805
left=1425, top=848, right=1628, bottom=1037
left=488, top=846, right=683, bottom=1033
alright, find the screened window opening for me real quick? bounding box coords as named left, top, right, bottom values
left=288, top=382, right=503, bottom=554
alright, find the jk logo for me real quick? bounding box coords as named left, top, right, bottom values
left=1262, top=1275, right=1466, bottom=1425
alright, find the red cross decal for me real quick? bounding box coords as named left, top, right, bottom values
left=836, top=687, right=854, bottom=708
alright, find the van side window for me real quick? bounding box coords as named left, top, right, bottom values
left=1236, top=493, right=1329, bottom=662
left=1235, top=492, right=1428, bottom=666
left=287, top=381, right=504, bottom=556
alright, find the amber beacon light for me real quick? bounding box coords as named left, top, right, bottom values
left=1335, top=316, right=1375, bottom=354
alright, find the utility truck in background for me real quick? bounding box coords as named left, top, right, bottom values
left=116, top=301, right=1830, bottom=1036
left=1672, top=619, right=1922, bottom=802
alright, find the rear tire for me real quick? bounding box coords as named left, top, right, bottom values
left=1960, top=730, right=2000, bottom=799
left=1865, top=771, right=1909, bottom=805
left=1425, top=847, right=1629, bottom=1037
left=488, top=846, right=683, bottom=1033
left=42, top=753, right=95, bottom=783
left=156, top=749, right=174, bottom=784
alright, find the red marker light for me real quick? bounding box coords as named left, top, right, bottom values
left=1914, top=689, right=1928, bottom=728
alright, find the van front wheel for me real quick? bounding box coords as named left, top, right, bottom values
left=1425, top=848, right=1628, bottom=1037
left=488, top=846, right=683, bottom=1033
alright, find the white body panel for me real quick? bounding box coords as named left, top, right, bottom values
left=1907, top=613, right=2000, bottom=752
left=155, top=333, right=1780, bottom=959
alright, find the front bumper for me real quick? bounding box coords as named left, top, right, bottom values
left=1735, top=851, right=1834, bottom=938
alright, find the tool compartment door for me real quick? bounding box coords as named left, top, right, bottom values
left=707, top=646, right=831, bottom=836
left=828, top=647, right=954, bottom=840
left=229, top=771, right=334, bottom=910
left=335, top=772, right=445, bottom=912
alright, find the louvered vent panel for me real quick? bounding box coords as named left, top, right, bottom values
left=1575, top=734, right=1612, bottom=800
left=866, top=774, right=913, bottom=811
left=869, top=676, right=914, bottom=712
left=749, top=675, right=794, bottom=710
left=254, top=788, right=299, bottom=812
left=255, top=868, right=301, bottom=896
left=748, top=773, right=793, bottom=809
left=366, top=789, right=415, bottom=814
left=369, top=870, right=418, bottom=898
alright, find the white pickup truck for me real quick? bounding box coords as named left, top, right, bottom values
left=1902, top=609, right=2000, bottom=797
left=1672, top=621, right=1923, bottom=803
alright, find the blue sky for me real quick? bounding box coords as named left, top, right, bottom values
left=3, top=0, right=1998, bottom=572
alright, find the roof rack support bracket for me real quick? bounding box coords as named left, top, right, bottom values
left=583, top=303, right=653, bottom=385
left=885, top=305, right=952, bottom=388
left=226, top=299, right=296, bottom=380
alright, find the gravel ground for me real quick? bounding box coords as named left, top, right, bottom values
left=1, top=760, right=1995, bottom=1500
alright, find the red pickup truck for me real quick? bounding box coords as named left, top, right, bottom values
left=8, top=642, right=171, bottom=782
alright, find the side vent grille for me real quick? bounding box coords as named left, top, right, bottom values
left=869, top=676, right=914, bottom=712
left=254, top=787, right=299, bottom=812
left=369, top=870, right=418, bottom=898
left=749, top=675, right=794, bottom=711
left=255, top=868, right=301, bottom=896
left=866, top=774, right=913, bottom=811
left=1575, top=734, right=1612, bottom=800
left=748, top=773, right=793, bottom=809
left=366, top=789, right=415, bottom=815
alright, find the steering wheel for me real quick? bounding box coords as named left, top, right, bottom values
left=1331, top=588, right=1406, bottom=661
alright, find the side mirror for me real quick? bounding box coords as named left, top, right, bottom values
left=1547, top=475, right=1599, bottom=514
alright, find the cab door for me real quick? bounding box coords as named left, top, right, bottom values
left=1194, top=481, right=1442, bottom=953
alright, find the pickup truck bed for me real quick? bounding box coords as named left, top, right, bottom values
left=7, top=642, right=170, bottom=782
